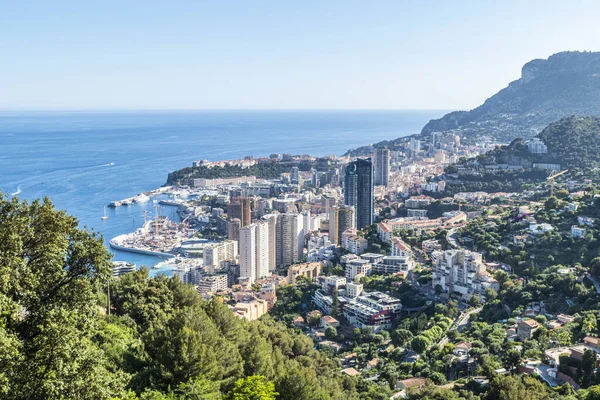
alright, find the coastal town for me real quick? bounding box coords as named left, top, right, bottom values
left=6, top=2, right=600, bottom=398
left=104, top=126, right=600, bottom=398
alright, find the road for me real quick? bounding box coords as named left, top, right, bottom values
left=447, top=228, right=460, bottom=249
left=586, top=274, right=600, bottom=294
left=456, top=306, right=483, bottom=332
left=436, top=307, right=483, bottom=349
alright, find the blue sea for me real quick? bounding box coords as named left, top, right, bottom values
left=0, top=110, right=443, bottom=274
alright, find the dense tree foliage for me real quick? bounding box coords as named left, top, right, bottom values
left=538, top=116, right=600, bottom=178
left=270, top=276, right=318, bottom=321
left=444, top=116, right=600, bottom=194
left=166, top=161, right=313, bottom=186
left=0, top=194, right=125, bottom=399
left=0, top=194, right=400, bottom=400
left=458, top=191, right=600, bottom=276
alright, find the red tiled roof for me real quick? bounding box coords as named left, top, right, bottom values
left=520, top=319, right=539, bottom=328
left=392, top=238, right=412, bottom=252
left=342, top=367, right=360, bottom=376
left=399, top=378, right=427, bottom=388
left=584, top=336, right=600, bottom=345
left=378, top=222, right=392, bottom=233
left=367, top=358, right=379, bottom=367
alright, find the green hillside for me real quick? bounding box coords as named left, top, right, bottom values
left=441, top=116, right=600, bottom=194
left=0, top=194, right=388, bottom=400
left=538, top=116, right=600, bottom=174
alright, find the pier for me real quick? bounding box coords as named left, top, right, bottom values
left=108, top=211, right=196, bottom=259
left=109, top=234, right=176, bottom=258
left=108, top=186, right=174, bottom=207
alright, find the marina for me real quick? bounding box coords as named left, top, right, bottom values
left=109, top=234, right=177, bottom=259
left=108, top=186, right=174, bottom=207
left=105, top=185, right=222, bottom=275
left=109, top=214, right=186, bottom=257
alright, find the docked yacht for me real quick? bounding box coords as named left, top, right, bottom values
left=111, top=261, right=137, bottom=277
left=133, top=193, right=150, bottom=203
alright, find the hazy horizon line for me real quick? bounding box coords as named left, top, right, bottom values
left=0, top=107, right=453, bottom=113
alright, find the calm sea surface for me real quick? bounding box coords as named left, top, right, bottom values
left=0, top=110, right=443, bottom=274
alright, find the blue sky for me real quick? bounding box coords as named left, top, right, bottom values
left=1, top=1, right=599, bottom=110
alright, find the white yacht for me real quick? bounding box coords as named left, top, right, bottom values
left=111, top=261, right=137, bottom=277
left=133, top=194, right=150, bottom=203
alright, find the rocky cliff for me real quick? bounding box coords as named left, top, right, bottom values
left=421, top=51, right=600, bottom=141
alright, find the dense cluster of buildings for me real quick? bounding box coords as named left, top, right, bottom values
left=151, top=131, right=600, bottom=395
left=187, top=157, right=381, bottom=286
left=431, top=249, right=499, bottom=299
left=313, top=284, right=402, bottom=332
left=146, top=130, right=497, bottom=328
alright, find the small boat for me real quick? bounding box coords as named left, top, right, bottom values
left=101, top=207, right=109, bottom=220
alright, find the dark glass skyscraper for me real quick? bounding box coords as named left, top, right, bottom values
left=344, top=158, right=374, bottom=229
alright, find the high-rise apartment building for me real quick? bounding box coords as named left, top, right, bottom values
left=409, top=137, right=421, bottom=153
left=290, top=166, right=299, bottom=183
left=227, top=218, right=241, bottom=242
left=273, top=198, right=298, bottom=214
left=261, top=214, right=278, bottom=272
left=239, top=222, right=272, bottom=284
left=302, top=210, right=313, bottom=233
left=228, top=197, right=251, bottom=227
left=276, top=213, right=304, bottom=268
left=255, top=221, right=270, bottom=279
left=239, top=224, right=257, bottom=283
left=328, top=207, right=338, bottom=245
left=203, top=240, right=238, bottom=273
left=373, top=148, right=390, bottom=186
left=431, top=249, right=485, bottom=296
left=328, top=205, right=355, bottom=245
left=344, top=158, right=374, bottom=229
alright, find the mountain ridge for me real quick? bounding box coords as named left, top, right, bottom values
left=421, top=51, right=600, bottom=141
left=345, top=51, right=600, bottom=156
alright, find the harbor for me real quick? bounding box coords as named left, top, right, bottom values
left=110, top=233, right=177, bottom=258
left=109, top=214, right=190, bottom=258
left=102, top=183, right=223, bottom=275
left=108, top=186, right=174, bottom=207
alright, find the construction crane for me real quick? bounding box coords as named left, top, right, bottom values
left=154, top=205, right=161, bottom=242
left=181, top=215, right=191, bottom=239
left=547, top=169, right=568, bottom=196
